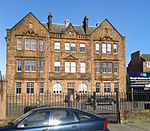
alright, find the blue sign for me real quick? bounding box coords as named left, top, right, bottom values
left=129, top=72, right=150, bottom=88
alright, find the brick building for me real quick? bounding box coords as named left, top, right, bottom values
left=6, top=12, right=126, bottom=95
left=127, top=51, right=150, bottom=73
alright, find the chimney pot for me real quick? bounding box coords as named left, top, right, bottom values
left=96, top=22, right=100, bottom=27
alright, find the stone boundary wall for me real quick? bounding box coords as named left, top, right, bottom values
left=0, top=80, right=6, bottom=120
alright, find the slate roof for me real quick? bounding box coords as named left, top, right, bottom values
left=7, top=12, right=123, bottom=37
left=142, top=54, right=150, bottom=61
left=42, top=23, right=96, bottom=35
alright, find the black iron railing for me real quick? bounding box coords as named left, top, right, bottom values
left=6, top=91, right=150, bottom=123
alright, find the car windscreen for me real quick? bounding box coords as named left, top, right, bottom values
left=11, top=110, right=33, bottom=125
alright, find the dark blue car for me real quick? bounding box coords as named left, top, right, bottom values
left=0, top=107, right=109, bottom=131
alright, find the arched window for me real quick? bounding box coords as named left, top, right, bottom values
left=53, top=83, right=62, bottom=94
left=79, top=83, right=87, bottom=93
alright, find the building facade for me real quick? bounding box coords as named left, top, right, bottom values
left=127, top=51, right=150, bottom=73
left=6, top=12, right=126, bottom=95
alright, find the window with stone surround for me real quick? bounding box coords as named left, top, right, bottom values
left=114, top=44, right=117, bottom=54
left=25, top=38, right=30, bottom=50
left=39, top=60, right=44, bottom=72
left=25, top=60, right=30, bottom=72
left=39, top=82, right=44, bottom=94
left=16, top=82, right=21, bottom=94
left=54, top=42, right=60, bottom=52
left=102, top=43, right=113, bottom=54
left=102, top=63, right=118, bottom=74
left=65, top=42, right=70, bottom=52
left=39, top=39, right=44, bottom=51
left=25, top=38, right=36, bottom=51
left=103, top=63, right=107, bottom=73
left=31, top=39, right=36, bottom=50
left=17, top=60, right=22, bottom=72
left=80, top=62, right=86, bottom=73
left=95, top=43, right=99, bottom=54
left=80, top=44, right=85, bottom=53
left=105, top=28, right=108, bottom=34
left=17, top=38, right=22, bottom=50
left=31, top=61, right=36, bottom=72
left=114, top=63, right=118, bottom=73
left=55, top=61, right=60, bottom=73
left=26, top=82, right=34, bottom=94
left=104, top=82, right=111, bottom=93
left=71, top=43, right=76, bottom=52
left=102, top=43, right=106, bottom=53
left=108, top=63, right=112, bottom=73
left=24, top=60, right=37, bottom=72
left=107, top=43, right=111, bottom=54
left=65, top=61, right=70, bottom=73
left=96, top=82, right=100, bottom=93
left=79, top=83, right=87, bottom=93
left=96, top=62, right=100, bottom=73
left=53, top=83, right=62, bottom=94
left=65, top=61, right=76, bottom=73
left=64, top=42, right=76, bottom=53
left=29, top=22, right=32, bottom=29
left=71, top=62, right=76, bottom=73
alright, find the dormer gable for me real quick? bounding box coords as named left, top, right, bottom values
left=63, top=23, right=77, bottom=38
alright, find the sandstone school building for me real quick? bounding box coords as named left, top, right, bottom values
left=6, top=12, right=126, bottom=95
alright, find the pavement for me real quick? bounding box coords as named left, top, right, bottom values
left=108, top=123, right=150, bottom=131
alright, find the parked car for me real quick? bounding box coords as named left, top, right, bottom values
left=0, top=107, right=109, bottom=131
left=86, top=95, right=116, bottom=105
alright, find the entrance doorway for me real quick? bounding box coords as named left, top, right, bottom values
left=67, top=83, right=75, bottom=101
left=67, top=89, right=74, bottom=101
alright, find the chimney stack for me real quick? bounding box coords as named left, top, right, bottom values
left=48, top=12, right=52, bottom=32
left=65, top=19, right=70, bottom=27
left=83, top=15, right=88, bottom=34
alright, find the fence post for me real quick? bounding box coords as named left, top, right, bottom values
left=68, top=92, right=70, bottom=108
left=116, top=91, right=120, bottom=124
left=93, top=92, right=96, bottom=111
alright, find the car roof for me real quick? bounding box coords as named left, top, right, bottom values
left=32, top=107, right=81, bottom=112
left=31, top=107, right=103, bottom=119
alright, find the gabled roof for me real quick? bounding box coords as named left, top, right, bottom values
left=8, top=12, right=48, bottom=32
left=91, top=19, right=124, bottom=38
left=142, top=54, right=150, bottom=61
left=104, top=19, right=124, bottom=38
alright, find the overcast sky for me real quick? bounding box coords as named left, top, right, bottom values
left=0, top=0, right=150, bottom=75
